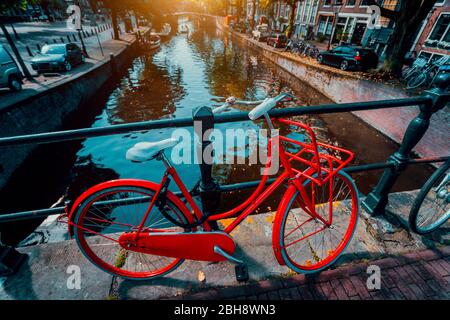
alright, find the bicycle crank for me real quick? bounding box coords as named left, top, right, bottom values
left=118, top=231, right=236, bottom=262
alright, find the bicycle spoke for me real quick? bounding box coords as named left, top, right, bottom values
left=74, top=186, right=189, bottom=279
left=280, top=173, right=357, bottom=271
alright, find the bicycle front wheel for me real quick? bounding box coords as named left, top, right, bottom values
left=273, top=171, right=359, bottom=273
left=72, top=180, right=192, bottom=280
left=409, top=161, right=450, bottom=234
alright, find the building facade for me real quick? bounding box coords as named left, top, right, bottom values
left=272, top=1, right=291, bottom=31
left=362, top=0, right=398, bottom=60
left=410, top=0, right=450, bottom=63
left=293, top=0, right=320, bottom=39
left=316, top=0, right=373, bottom=45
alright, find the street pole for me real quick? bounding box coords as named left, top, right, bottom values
left=77, top=28, right=89, bottom=57
left=10, top=23, right=20, bottom=40
left=95, top=27, right=104, bottom=56
left=0, top=23, right=32, bottom=80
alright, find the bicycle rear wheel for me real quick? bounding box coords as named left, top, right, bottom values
left=274, top=171, right=359, bottom=273
left=72, top=181, right=192, bottom=280
left=409, top=161, right=450, bottom=234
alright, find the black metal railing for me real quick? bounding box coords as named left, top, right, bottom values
left=0, top=74, right=448, bottom=275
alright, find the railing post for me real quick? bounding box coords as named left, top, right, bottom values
left=363, top=73, right=450, bottom=216
left=193, top=107, right=220, bottom=229
left=0, top=233, right=27, bottom=276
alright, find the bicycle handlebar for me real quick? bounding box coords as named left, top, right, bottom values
left=212, top=97, right=265, bottom=114
left=212, top=93, right=295, bottom=118
left=248, top=93, right=295, bottom=120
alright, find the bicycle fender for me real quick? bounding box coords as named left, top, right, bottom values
left=67, top=179, right=193, bottom=238
left=272, top=184, right=298, bottom=265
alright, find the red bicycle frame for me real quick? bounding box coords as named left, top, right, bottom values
left=142, top=117, right=351, bottom=235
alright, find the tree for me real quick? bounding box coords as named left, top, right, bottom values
left=368, top=0, right=438, bottom=75
left=102, top=0, right=121, bottom=39
left=250, top=0, right=257, bottom=28
left=235, top=0, right=244, bottom=23
left=100, top=0, right=176, bottom=40
left=38, top=0, right=64, bottom=19
left=0, top=0, right=28, bottom=14
left=285, top=0, right=300, bottom=38
left=260, top=0, right=277, bottom=29
left=207, top=0, right=229, bottom=16
left=259, top=0, right=300, bottom=35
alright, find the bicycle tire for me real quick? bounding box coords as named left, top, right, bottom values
left=72, top=180, right=193, bottom=280
left=273, top=171, right=359, bottom=273
left=402, top=67, right=417, bottom=81
left=409, top=161, right=450, bottom=234
left=407, top=72, right=428, bottom=89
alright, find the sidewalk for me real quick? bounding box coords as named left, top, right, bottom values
left=182, top=246, right=450, bottom=300
left=0, top=27, right=147, bottom=111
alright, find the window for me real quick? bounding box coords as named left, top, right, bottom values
left=360, top=0, right=370, bottom=6
left=418, top=51, right=444, bottom=63
left=310, top=0, right=319, bottom=24
left=435, top=0, right=445, bottom=5
left=318, top=16, right=327, bottom=33
left=296, top=2, right=303, bottom=22
left=303, top=1, right=310, bottom=22
left=0, top=47, right=13, bottom=63
left=41, top=45, right=66, bottom=54
left=335, top=0, right=343, bottom=4
left=346, top=0, right=356, bottom=6
left=326, top=18, right=334, bottom=35
left=341, top=47, right=355, bottom=54
left=324, top=0, right=332, bottom=6
left=428, top=14, right=450, bottom=43
left=332, top=47, right=344, bottom=53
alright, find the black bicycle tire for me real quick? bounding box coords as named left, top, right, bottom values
left=409, top=160, right=450, bottom=234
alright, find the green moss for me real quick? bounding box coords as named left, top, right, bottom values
left=114, top=249, right=128, bottom=268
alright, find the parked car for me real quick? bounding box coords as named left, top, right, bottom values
left=0, top=44, right=23, bottom=92
left=252, top=24, right=269, bottom=41
left=31, top=43, right=85, bottom=74
left=234, top=22, right=246, bottom=33
left=317, top=45, right=379, bottom=71
left=266, top=33, right=288, bottom=48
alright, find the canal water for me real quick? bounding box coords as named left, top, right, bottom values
left=0, top=16, right=432, bottom=244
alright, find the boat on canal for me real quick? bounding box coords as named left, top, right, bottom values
left=151, top=23, right=171, bottom=40
left=148, top=35, right=161, bottom=50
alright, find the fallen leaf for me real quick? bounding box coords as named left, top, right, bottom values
left=198, top=271, right=206, bottom=282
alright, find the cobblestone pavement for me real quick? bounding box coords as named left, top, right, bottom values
left=181, top=246, right=450, bottom=300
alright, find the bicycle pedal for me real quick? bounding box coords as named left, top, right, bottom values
left=235, top=263, right=249, bottom=282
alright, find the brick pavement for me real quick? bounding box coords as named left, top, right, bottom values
left=181, top=246, right=450, bottom=300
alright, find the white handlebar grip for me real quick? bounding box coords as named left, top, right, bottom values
left=248, top=98, right=277, bottom=120
left=213, top=103, right=230, bottom=114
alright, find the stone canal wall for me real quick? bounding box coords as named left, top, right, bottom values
left=0, top=36, right=142, bottom=191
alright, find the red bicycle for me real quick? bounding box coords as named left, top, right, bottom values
left=60, top=93, right=360, bottom=281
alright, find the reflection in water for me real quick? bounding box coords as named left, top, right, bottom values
left=105, top=55, right=185, bottom=124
